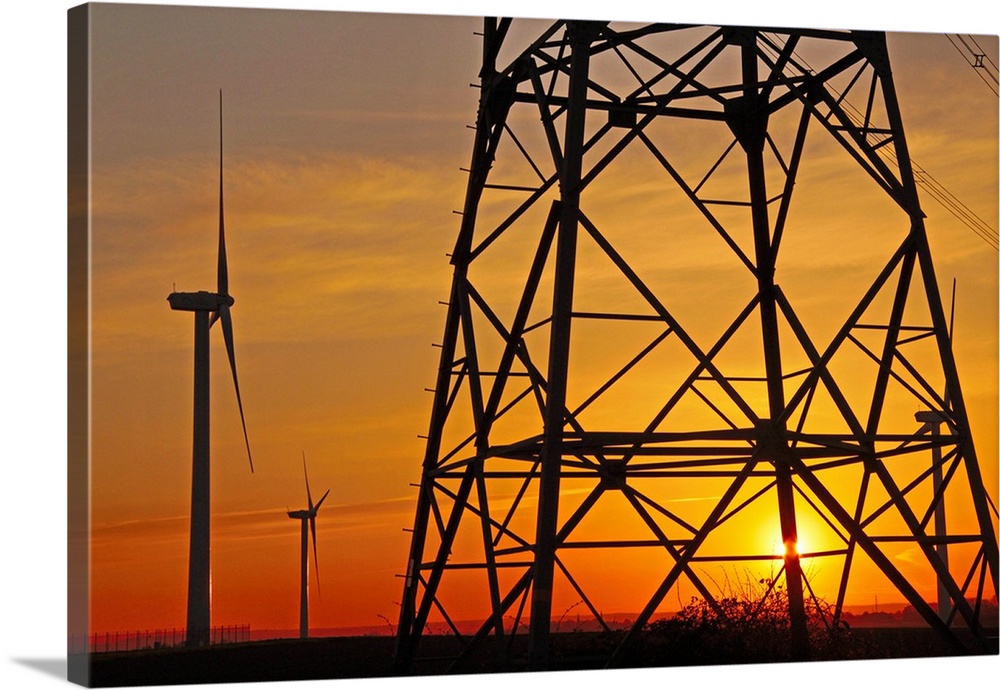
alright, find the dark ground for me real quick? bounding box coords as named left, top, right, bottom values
left=74, top=629, right=998, bottom=687
left=79, top=636, right=399, bottom=686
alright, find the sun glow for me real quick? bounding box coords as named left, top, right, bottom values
left=769, top=532, right=809, bottom=560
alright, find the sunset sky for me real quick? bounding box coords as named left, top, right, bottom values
left=77, top=2, right=999, bottom=638
left=84, top=3, right=489, bottom=634
left=2, top=11, right=999, bottom=690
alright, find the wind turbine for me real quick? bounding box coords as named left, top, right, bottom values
left=167, top=91, right=253, bottom=648
left=914, top=278, right=958, bottom=623
left=287, top=453, right=330, bottom=639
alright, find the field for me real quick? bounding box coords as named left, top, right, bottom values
left=76, top=628, right=998, bottom=687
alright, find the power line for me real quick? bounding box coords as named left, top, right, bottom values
left=946, top=34, right=999, bottom=97
left=758, top=34, right=998, bottom=251
left=960, top=34, right=999, bottom=72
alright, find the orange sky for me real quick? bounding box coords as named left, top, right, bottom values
left=74, top=2, right=998, bottom=638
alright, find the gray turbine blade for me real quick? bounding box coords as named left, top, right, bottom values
left=303, top=452, right=314, bottom=511
left=314, top=488, right=330, bottom=513
left=217, top=90, right=229, bottom=297
left=219, top=302, right=252, bottom=472
left=309, top=515, right=321, bottom=598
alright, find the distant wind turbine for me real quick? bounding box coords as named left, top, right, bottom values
left=287, top=452, right=330, bottom=639
left=914, top=278, right=958, bottom=623
left=167, top=91, right=253, bottom=648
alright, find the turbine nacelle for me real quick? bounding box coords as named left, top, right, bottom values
left=167, top=291, right=235, bottom=313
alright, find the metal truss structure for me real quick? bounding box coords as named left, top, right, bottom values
left=395, top=18, right=999, bottom=672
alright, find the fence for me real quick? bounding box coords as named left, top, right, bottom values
left=69, top=624, right=251, bottom=654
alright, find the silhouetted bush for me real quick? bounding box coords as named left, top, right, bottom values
left=635, top=576, right=878, bottom=666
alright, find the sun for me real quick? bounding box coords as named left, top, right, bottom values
left=767, top=530, right=809, bottom=560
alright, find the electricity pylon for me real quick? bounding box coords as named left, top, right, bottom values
left=395, top=18, right=999, bottom=673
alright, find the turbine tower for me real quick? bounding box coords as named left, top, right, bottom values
left=287, top=453, right=330, bottom=639
left=914, top=278, right=958, bottom=623
left=168, top=91, right=253, bottom=648
left=395, top=18, right=998, bottom=673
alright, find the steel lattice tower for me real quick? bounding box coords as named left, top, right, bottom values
left=395, top=18, right=999, bottom=673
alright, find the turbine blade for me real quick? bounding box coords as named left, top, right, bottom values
left=220, top=302, right=253, bottom=472
left=310, top=515, right=321, bottom=598
left=303, top=452, right=314, bottom=511
left=941, top=277, right=957, bottom=408
left=314, top=488, right=330, bottom=513
left=948, top=277, right=956, bottom=344
left=217, top=90, right=229, bottom=297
